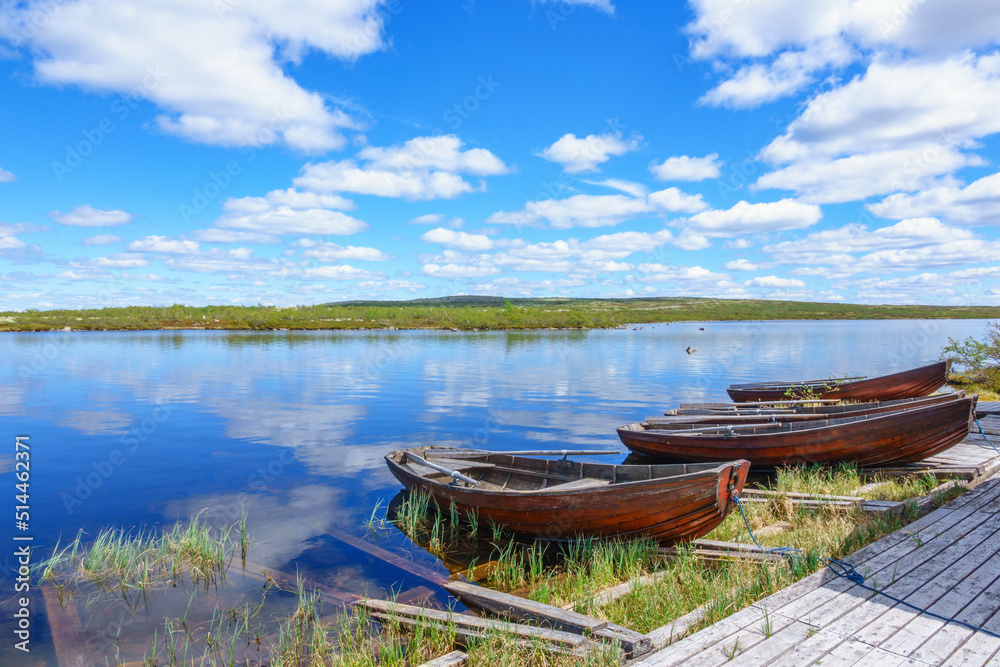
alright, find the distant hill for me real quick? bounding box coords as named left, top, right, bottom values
left=324, top=295, right=695, bottom=307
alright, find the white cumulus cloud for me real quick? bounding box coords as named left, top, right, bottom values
left=489, top=194, right=652, bottom=229
left=128, top=235, right=199, bottom=254
left=687, top=199, right=822, bottom=235
left=745, top=276, right=805, bottom=288
left=8, top=0, right=388, bottom=151
left=421, top=228, right=494, bottom=251
left=300, top=241, right=393, bottom=262
left=537, top=132, right=641, bottom=173
left=649, top=153, right=722, bottom=181
left=647, top=187, right=710, bottom=213
left=868, top=171, right=1000, bottom=225
left=49, top=205, right=133, bottom=227
left=214, top=188, right=366, bottom=236
left=82, top=234, right=121, bottom=246
left=294, top=135, right=508, bottom=200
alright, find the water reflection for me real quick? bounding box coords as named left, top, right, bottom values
left=0, top=319, right=990, bottom=664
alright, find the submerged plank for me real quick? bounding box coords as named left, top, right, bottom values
left=313, top=522, right=452, bottom=586
left=236, top=558, right=359, bottom=604
left=41, top=584, right=98, bottom=667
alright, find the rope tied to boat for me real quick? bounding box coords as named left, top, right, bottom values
left=730, top=492, right=1000, bottom=639
left=973, top=418, right=1000, bottom=456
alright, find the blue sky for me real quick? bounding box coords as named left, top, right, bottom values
left=1, top=0, right=999, bottom=309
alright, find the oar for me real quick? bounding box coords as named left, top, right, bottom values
left=646, top=423, right=784, bottom=435
left=427, top=448, right=621, bottom=459
left=403, top=452, right=480, bottom=486
left=678, top=399, right=842, bottom=408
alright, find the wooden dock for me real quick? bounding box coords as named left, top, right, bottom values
left=633, top=473, right=1000, bottom=666
left=976, top=401, right=1000, bottom=417
left=861, top=414, right=1000, bottom=482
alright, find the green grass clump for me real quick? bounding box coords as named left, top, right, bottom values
left=40, top=513, right=246, bottom=598
left=773, top=462, right=864, bottom=497
left=594, top=503, right=917, bottom=635
left=771, top=462, right=946, bottom=501
left=947, top=373, right=1000, bottom=401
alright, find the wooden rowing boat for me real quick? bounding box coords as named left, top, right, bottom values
left=384, top=447, right=750, bottom=544
left=726, top=361, right=951, bottom=403
left=657, top=393, right=962, bottom=423
left=617, top=394, right=976, bottom=467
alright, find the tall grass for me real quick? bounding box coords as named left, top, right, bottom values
left=772, top=462, right=944, bottom=501
left=39, top=513, right=245, bottom=599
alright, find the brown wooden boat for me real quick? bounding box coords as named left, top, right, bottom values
left=726, top=361, right=951, bottom=403
left=384, top=446, right=750, bottom=544
left=657, top=393, right=962, bottom=424
left=617, top=393, right=976, bottom=467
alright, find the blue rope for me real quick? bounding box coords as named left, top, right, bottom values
left=973, top=418, right=1000, bottom=456
left=731, top=493, right=1000, bottom=639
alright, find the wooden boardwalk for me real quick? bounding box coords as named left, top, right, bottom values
left=634, top=474, right=1000, bottom=666
left=977, top=401, right=1000, bottom=417
left=862, top=414, right=1000, bottom=482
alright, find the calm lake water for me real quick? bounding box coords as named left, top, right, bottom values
left=0, top=319, right=990, bottom=664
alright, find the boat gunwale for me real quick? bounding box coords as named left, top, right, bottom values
left=385, top=447, right=749, bottom=497
left=726, top=360, right=950, bottom=391
left=624, top=394, right=975, bottom=440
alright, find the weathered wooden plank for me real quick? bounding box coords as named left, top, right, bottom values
left=975, top=401, right=1000, bottom=416
left=236, top=558, right=359, bottom=604
left=769, top=636, right=923, bottom=667
left=416, top=650, right=467, bottom=667
left=41, top=585, right=98, bottom=667
left=939, top=630, right=1000, bottom=666
left=355, top=598, right=604, bottom=659
left=658, top=544, right=783, bottom=563
left=904, top=623, right=976, bottom=666
left=568, top=571, right=672, bottom=611
left=709, top=615, right=814, bottom=667
left=441, top=580, right=650, bottom=657
left=643, top=603, right=710, bottom=650
left=763, top=505, right=1000, bottom=664
left=735, top=492, right=904, bottom=514
left=741, top=488, right=868, bottom=503
left=632, top=481, right=1000, bottom=666
left=634, top=515, right=936, bottom=665
left=738, top=482, right=1000, bottom=664
left=313, top=522, right=451, bottom=586
left=858, top=520, right=1000, bottom=656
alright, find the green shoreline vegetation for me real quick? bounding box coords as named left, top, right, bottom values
left=40, top=466, right=966, bottom=666
left=4, top=296, right=1000, bottom=331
